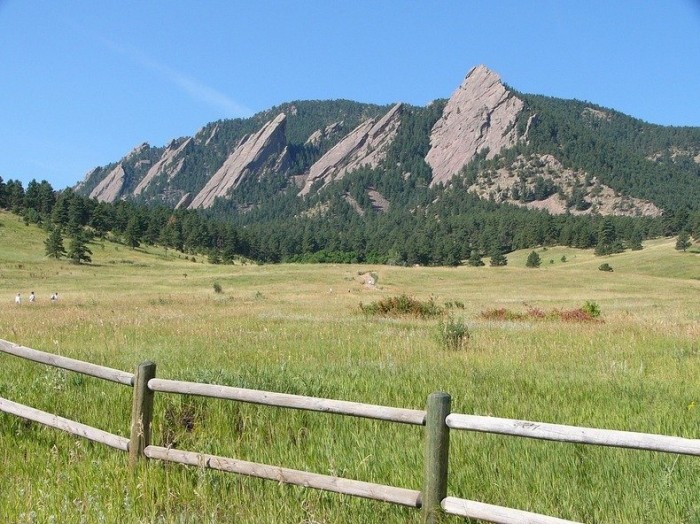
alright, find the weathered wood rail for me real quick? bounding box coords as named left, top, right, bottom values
left=3, top=338, right=698, bottom=523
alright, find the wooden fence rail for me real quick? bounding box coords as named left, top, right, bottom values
left=148, top=377, right=427, bottom=425
left=144, top=445, right=423, bottom=508
left=446, top=413, right=700, bottom=456
left=0, top=396, right=129, bottom=451
left=5, top=339, right=698, bottom=523
left=0, top=339, right=134, bottom=386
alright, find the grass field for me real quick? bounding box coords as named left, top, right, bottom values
left=1, top=210, right=699, bottom=523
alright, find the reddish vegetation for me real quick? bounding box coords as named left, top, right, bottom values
left=480, top=306, right=602, bottom=323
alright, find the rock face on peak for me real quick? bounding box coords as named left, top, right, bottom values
left=305, top=121, right=343, bottom=147
left=134, top=138, right=192, bottom=196
left=299, top=103, right=403, bottom=196
left=426, top=65, right=525, bottom=186
left=89, top=164, right=126, bottom=203
left=189, top=113, right=290, bottom=209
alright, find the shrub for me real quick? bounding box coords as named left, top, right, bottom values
left=213, top=282, right=223, bottom=294
left=360, top=295, right=442, bottom=318
left=581, top=300, right=601, bottom=318
left=480, top=302, right=602, bottom=323
left=526, top=251, right=541, bottom=268
left=436, top=315, right=470, bottom=350
left=480, top=308, right=525, bottom=321
left=598, top=263, right=613, bottom=272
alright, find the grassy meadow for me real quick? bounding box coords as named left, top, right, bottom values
left=1, top=209, right=699, bottom=523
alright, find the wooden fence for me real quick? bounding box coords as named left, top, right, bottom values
left=3, top=338, right=700, bottom=523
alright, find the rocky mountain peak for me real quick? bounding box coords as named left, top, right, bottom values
left=188, top=113, right=289, bottom=209
left=89, top=164, right=126, bottom=203
left=426, top=65, right=525, bottom=186
left=133, top=138, right=192, bottom=196
left=299, top=103, right=403, bottom=196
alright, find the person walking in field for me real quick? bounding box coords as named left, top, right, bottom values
left=29, top=291, right=35, bottom=303
left=15, top=293, right=21, bottom=305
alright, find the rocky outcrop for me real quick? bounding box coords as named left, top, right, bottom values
left=367, top=188, right=390, bottom=212
left=127, top=143, right=149, bottom=159
left=175, top=192, right=192, bottom=209
left=305, top=121, right=343, bottom=146
left=189, top=113, right=290, bottom=209
left=134, top=138, right=192, bottom=196
left=89, top=164, right=125, bottom=203
left=466, top=154, right=662, bottom=217
left=299, top=103, right=403, bottom=196
left=426, top=65, right=524, bottom=186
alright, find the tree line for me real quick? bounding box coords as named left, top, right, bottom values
left=1, top=174, right=697, bottom=266
left=0, top=177, right=253, bottom=264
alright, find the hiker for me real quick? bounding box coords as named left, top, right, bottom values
left=29, top=291, right=36, bottom=303
left=15, top=293, right=21, bottom=305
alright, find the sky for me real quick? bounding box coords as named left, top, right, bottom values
left=1, top=1, right=699, bottom=190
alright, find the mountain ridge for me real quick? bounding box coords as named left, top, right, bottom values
left=74, top=65, right=700, bottom=220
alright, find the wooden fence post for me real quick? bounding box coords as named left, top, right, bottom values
left=129, top=361, right=156, bottom=467
left=422, top=391, right=451, bottom=524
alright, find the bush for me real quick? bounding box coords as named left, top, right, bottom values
left=480, top=301, right=602, bottom=323
left=526, top=251, right=541, bottom=268
left=598, top=263, right=613, bottom=272
left=360, top=295, right=442, bottom=318
left=581, top=300, right=601, bottom=318
left=480, top=308, right=525, bottom=321
left=213, top=282, right=223, bottom=294
left=436, top=315, right=470, bottom=350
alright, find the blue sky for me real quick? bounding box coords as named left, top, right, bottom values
left=1, top=1, right=699, bottom=190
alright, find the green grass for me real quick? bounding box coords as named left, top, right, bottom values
left=1, top=210, right=700, bottom=522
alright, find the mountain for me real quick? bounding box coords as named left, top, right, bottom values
left=75, top=65, right=700, bottom=223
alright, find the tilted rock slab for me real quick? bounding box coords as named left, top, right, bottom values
left=89, top=164, right=125, bottom=203
left=134, top=138, right=192, bottom=196
left=426, top=65, right=524, bottom=186
left=299, top=103, right=403, bottom=196
left=189, top=113, right=289, bottom=209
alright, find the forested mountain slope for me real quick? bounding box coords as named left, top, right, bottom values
left=63, top=65, right=700, bottom=264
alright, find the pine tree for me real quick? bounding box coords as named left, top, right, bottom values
left=526, top=250, right=541, bottom=268
left=627, top=227, right=644, bottom=251
left=44, top=227, right=66, bottom=259
left=467, top=249, right=484, bottom=267
left=124, top=216, right=142, bottom=249
left=675, top=231, right=691, bottom=252
left=67, top=231, right=92, bottom=264
left=489, top=247, right=508, bottom=267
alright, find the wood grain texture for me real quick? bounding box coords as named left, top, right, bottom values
left=442, top=497, right=581, bottom=524
left=148, top=378, right=426, bottom=425
left=0, top=396, right=129, bottom=451
left=145, top=445, right=421, bottom=507
left=0, top=339, right=134, bottom=386
left=446, top=413, right=700, bottom=455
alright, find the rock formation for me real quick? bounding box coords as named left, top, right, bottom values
left=305, top=121, right=343, bottom=146
left=189, top=113, right=290, bottom=209
left=426, top=65, right=524, bottom=186
left=89, top=164, right=125, bottom=203
left=134, top=138, right=192, bottom=196
left=465, top=154, right=662, bottom=217
left=299, top=103, right=403, bottom=196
